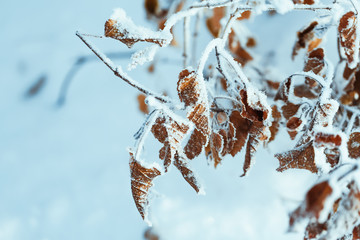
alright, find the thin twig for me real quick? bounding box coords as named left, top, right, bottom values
left=76, top=31, right=171, bottom=103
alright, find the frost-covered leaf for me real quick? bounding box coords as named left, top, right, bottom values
left=314, top=132, right=342, bottom=148
left=151, top=115, right=190, bottom=171
left=105, top=8, right=167, bottom=48
left=292, top=21, right=320, bottom=59
left=177, top=69, right=210, bottom=159
left=269, top=105, right=281, bottom=143
left=276, top=141, right=317, bottom=173
left=338, top=11, right=358, bottom=69
left=242, top=121, right=269, bottom=176
left=174, top=152, right=202, bottom=193
left=128, top=45, right=159, bottom=70
left=348, top=132, right=360, bottom=159
left=129, top=151, right=161, bottom=221
left=229, top=110, right=252, bottom=157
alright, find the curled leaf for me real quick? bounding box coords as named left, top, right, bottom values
left=129, top=151, right=161, bottom=220
left=348, top=132, right=360, bottom=159
left=178, top=70, right=210, bottom=159
left=338, top=11, right=358, bottom=68
left=292, top=21, right=318, bottom=59
left=174, top=153, right=202, bottom=193
left=105, top=9, right=167, bottom=48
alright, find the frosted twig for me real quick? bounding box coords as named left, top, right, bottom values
left=213, top=95, right=242, bottom=105
left=346, top=113, right=357, bottom=135
left=134, top=110, right=160, bottom=161
left=76, top=31, right=171, bottom=103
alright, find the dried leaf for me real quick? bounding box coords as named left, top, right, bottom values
left=129, top=151, right=161, bottom=220
left=305, top=181, right=333, bottom=219
left=287, top=116, right=302, bottom=140
left=292, top=0, right=315, bottom=4
left=268, top=105, right=281, bottom=143
left=178, top=70, right=210, bottom=159
left=338, top=12, right=357, bottom=67
left=207, top=131, right=224, bottom=168
left=348, top=132, right=360, bottom=159
left=228, top=31, right=253, bottom=66
left=151, top=116, right=189, bottom=170
left=289, top=181, right=332, bottom=231
left=105, top=18, right=166, bottom=48
left=174, top=153, right=201, bottom=193
left=137, top=94, right=149, bottom=114
left=242, top=122, right=269, bottom=177
left=292, top=21, right=318, bottom=59
left=229, top=110, right=252, bottom=156
left=206, top=7, right=225, bottom=38
left=237, top=10, right=251, bottom=21
left=276, top=141, right=317, bottom=173
left=240, top=89, right=269, bottom=122
left=314, top=132, right=342, bottom=148
left=145, top=0, right=160, bottom=17
left=304, top=48, right=325, bottom=75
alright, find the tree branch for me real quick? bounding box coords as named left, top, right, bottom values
left=76, top=31, right=171, bottom=104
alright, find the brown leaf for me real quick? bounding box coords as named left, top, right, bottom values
left=240, top=89, right=269, bottom=122
left=105, top=19, right=166, bottom=48
left=304, top=48, right=325, bottom=75
left=228, top=110, right=252, bottom=156
left=151, top=116, right=189, bottom=170
left=178, top=70, right=210, bottom=159
left=237, top=10, right=251, bottom=21
left=338, top=12, right=357, bottom=67
left=137, top=94, right=149, bottom=114
left=324, top=147, right=340, bottom=168
left=305, top=181, right=333, bottom=219
left=289, top=181, right=332, bottom=233
left=292, top=21, right=318, bottom=59
left=314, top=132, right=342, bottom=148
left=145, top=0, right=160, bottom=17
left=293, top=0, right=315, bottom=4
left=268, top=105, right=281, bottom=143
left=282, top=103, right=300, bottom=120
left=206, top=7, right=225, bottom=38
left=276, top=141, right=317, bottom=173
left=287, top=117, right=302, bottom=140
left=242, top=122, right=269, bottom=177
left=228, top=31, right=253, bottom=66
left=207, top=131, right=224, bottom=168
left=348, top=132, right=360, bottom=159
left=174, top=153, right=201, bottom=193
left=129, top=151, right=161, bottom=220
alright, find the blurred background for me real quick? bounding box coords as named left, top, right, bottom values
left=0, top=1, right=332, bottom=239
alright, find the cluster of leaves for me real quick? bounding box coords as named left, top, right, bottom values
left=77, top=0, right=360, bottom=238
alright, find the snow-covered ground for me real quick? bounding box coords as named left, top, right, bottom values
left=0, top=1, right=330, bottom=239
